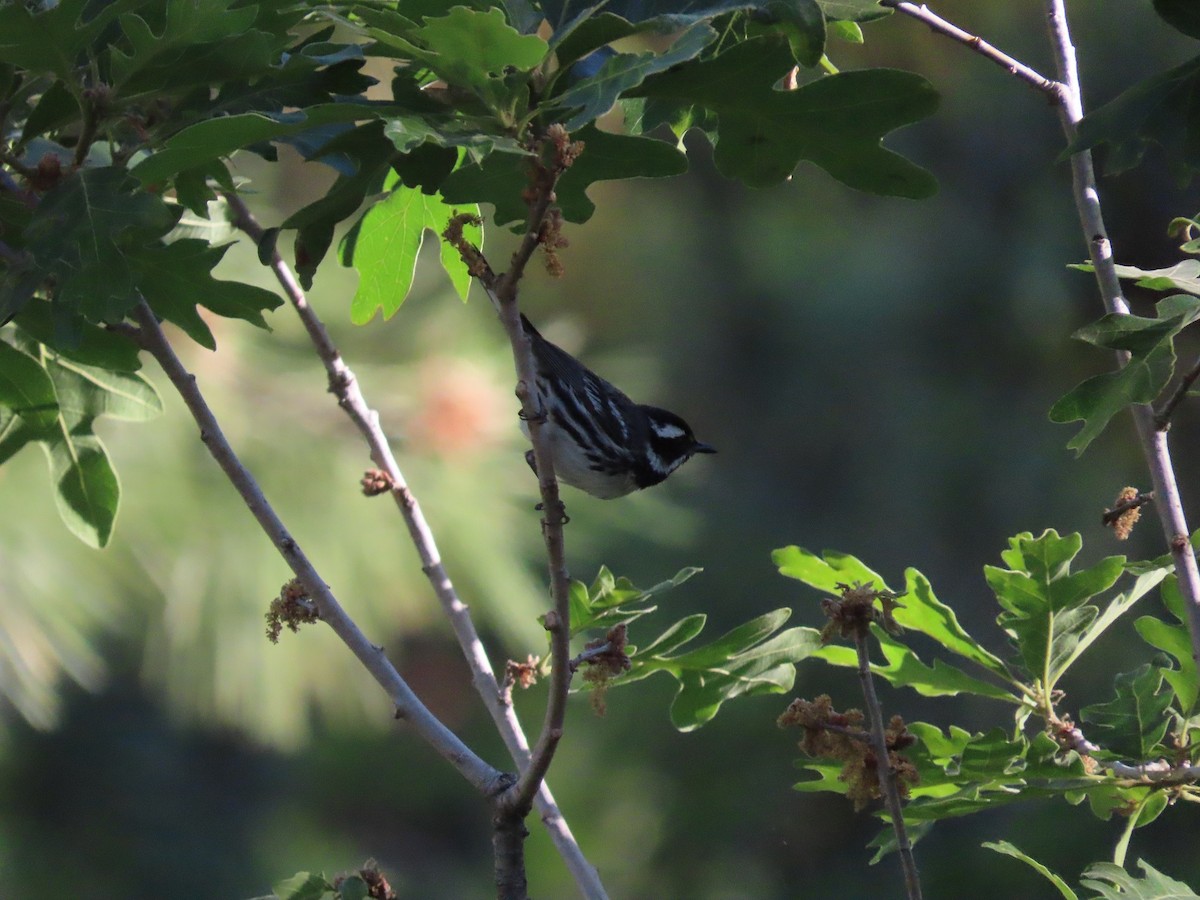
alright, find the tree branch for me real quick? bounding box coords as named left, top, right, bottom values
left=880, top=1, right=1063, bottom=100
left=887, top=0, right=1200, bottom=680
left=444, top=127, right=583, bottom=821
left=491, top=136, right=575, bottom=819
left=854, top=631, right=923, bottom=900
left=222, top=192, right=608, bottom=900
left=1155, top=355, right=1200, bottom=429
left=129, top=298, right=507, bottom=798
left=1040, top=0, right=1200, bottom=667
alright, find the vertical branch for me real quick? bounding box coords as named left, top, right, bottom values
left=444, top=126, right=583, bottom=820
left=223, top=193, right=608, bottom=900
left=886, top=0, right=1200, bottom=670
left=854, top=632, right=922, bottom=900
left=1042, top=0, right=1200, bottom=666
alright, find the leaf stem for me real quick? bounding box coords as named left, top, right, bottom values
left=1112, top=798, right=1143, bottom=868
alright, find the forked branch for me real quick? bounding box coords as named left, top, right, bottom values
left=223, top=192, right=607, bottom=900
left=129, top=299, right=506, bottom=797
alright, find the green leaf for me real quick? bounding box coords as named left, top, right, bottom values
left=0, top=0, right=146, bottom=80
left=1049, top=295, right=1200, bottom=452
left=868, top=628, right=1016, bottom=701
left=272, top=871, right=334, bottom=900
left=1080, top=860, right=1200, bottom=900
left=383, top=114, right=529, bottom=162
left=772, top=544, right=891, bottom=592
left=817, top=0, right=889, bottom=21
left=635, top=613, right=707, bottom=658
left=132, top=240, right=284, bottom=350
left=632, top=37, right=938, bottom=194
left=669, top=626, right=814, bottom=730
left=982, top=841, right=1079, bottom=900
left=364, top=6, right=547, bottom=115
left=131, top=104, right=398, bottom=185
left=20, top=79, right=81, bottom=146
left=1058, top=563, right=1167, bottom=681
left=414, top=7, right=548, bottom=83
left=542, top=0, right=771, bottom=35
left=0, top=348, right=161, bottom=547
left=789, top=760, right=847, bottom=794
left=1070, top=260, right=1200, bottom=296
left=549, top=23, right=717, bottom=131
left=551, top=13, right=645, bottom=66
left=986, top=530, right=1125, bottom=687
left=804, top=627, right=1015, bottom=701
left=342, top=172, right=480, bottom=323
left=762, top=0, right=826, bottom=68
left=1, top=168, right=180, bottom=329
left=568, top=564, right=701, bottom=636
left=1071, top=54, right=1200, bottom=182
left=828, top=20, right=863, bottom=43
left=42, top=430, right=120, bottom=550
left=282, top=122, right=397, bottom=288
left=0, top=340, right=58, bottom=428
left=1136, top=576, right=1200, bottom=713
left=109, top=0, right=282, bottom=96
left=440, top=124, right=687, bottom=226
left=613, top=610, right=821, bottom=730
left=1081, top=665, right=1173, bottom=759
left=13, top=301, right=142, bottom=373
left=896, top=568, right=1010, bottom=677
left=881, top=728, right=1098, bottom=824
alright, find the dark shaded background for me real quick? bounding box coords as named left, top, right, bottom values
left=3, top=3, right=1200, bottom=898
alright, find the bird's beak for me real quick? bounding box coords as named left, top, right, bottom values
left=692, top=441, right=717, bottom=454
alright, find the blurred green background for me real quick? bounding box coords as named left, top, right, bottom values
left=4, top=3, right=1200, bottom=897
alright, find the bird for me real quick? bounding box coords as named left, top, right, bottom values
left=517, top=313, right=715, bottom=499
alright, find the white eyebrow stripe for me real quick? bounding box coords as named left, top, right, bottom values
left=652, top=422, right=687, bottom=439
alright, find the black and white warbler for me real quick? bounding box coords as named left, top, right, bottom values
left=518, top=314, right=715, bottom=499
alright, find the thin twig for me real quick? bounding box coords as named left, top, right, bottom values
left=1108, top=759, right=1200, bottom=783
left=222, top=192, right=608, bottom=900
left=1155, top=356, right=1200, bottom=429
left=1042, top=0, right=1200, bottom=667
left=819, top=721, right=874, bottom=744
left=129, top=298, right=507, bottom=798
left=881, top=1, right=1064, bottom=100
left=854, top=632, right=922, bottom=900
left=1102, top=491, right=1153, bottom=527
left=568, top=643, right=612, bottom=673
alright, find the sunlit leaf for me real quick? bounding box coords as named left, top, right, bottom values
left=342, top=172, right=480, bottom=323
left=986, top=530, right=1125, bottom=687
